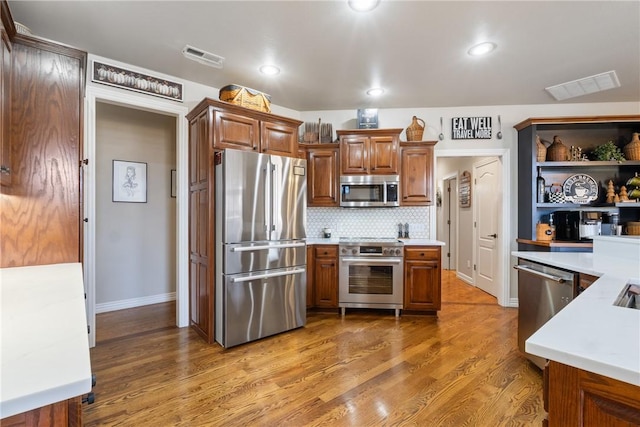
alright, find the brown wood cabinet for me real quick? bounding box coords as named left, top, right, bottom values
left=0, top=16, right=11, bottom=187
left=305, top=144, right=339, bottom=207
left=400, top=141, right=436, bottom=206
left=546, top=361, right=640, bottom=426
left=194, top=98, right=301, bottom=157
left=186, top=99, right=302, bottom=342
left=403, top=246, right=441, bottom=312
left=313, top=245, right=339, bottom=308
left=337, top=129, right=401, bottom=175
left=0, top=33, right=86, bottom=268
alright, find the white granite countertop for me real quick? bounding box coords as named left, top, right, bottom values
left=1, top=263, right=92, bottom=419
left=513, top=237, right=640, bottom=386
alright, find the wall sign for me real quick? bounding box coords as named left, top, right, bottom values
left=459, top=170, right=471, bottom=208
left=452, top=117, right=492, bottom=140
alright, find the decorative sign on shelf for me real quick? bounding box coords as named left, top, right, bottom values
left=459, top=170, right=471, bottom=208
left=92, top=61, right=183, bottom=102
left=452, top=117, right=492, bottom=140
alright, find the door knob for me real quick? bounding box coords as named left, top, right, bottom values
left=488, top=233, right=497, bottom=238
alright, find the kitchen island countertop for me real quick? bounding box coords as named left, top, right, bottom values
left=0, top=263, right=92, bottom=419
left=513, top=243, right=640, bottom=387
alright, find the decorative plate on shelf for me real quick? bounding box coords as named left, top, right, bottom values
left=562, top=174, right=598, bottom=204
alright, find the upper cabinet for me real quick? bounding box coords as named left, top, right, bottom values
left=189, top=98, right=302, bottom=158
left=304, top=143, right=340, bottom=207
left=514, top=115, right=640, bottom=251
left=400, top=141, right=436, bottom=206
left=337, top=128, right=401, bottom=175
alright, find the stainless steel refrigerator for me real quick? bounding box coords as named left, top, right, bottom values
left=215, top=149, right=307, bottom=348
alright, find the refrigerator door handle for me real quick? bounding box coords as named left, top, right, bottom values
left=230, top=267, right=306, bottom=283
left=263, top=164, right=270, bottom=233
left=230, top=242, right=306, bottom=252
left=271, top=162, right=277, bottom=233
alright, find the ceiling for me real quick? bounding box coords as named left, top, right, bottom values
left=7, top=1, right=640, bottom=112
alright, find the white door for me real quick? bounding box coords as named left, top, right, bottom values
left=474, top=158, right=501, bottom=297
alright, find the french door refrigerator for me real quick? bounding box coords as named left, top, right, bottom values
left=215, top=149, right=307, bottom=347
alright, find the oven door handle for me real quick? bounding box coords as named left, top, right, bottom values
left=341, top=258, right=403, bottom=264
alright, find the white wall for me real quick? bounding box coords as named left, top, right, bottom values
left=95, top=102, right=176, bottom=309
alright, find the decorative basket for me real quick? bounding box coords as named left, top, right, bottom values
left=627, top=221, right=640, bottom=236
left=623, top=132, right=640, bottom=161
left=406, top=116, right=425, bottom=141
left=546, top=135, right=568, bottom=161
left=219, top=84, right=271, bottom=113
left=536, top=135, right=547, bottom=162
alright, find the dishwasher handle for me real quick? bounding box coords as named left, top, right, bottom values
left=513, top=265, right=566, bottom=283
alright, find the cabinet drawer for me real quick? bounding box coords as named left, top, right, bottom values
left=405, top=247, right=440, bottom=261
left=314, top=245, right=337, bottom=258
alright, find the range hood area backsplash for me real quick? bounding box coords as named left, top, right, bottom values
left=307, top=207, right=430, bottom=239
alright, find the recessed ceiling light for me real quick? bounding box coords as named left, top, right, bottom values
left=467, top=42, right=497, bottom=56
left=348, top=0, right=380, bottom=12
left=259, top=64, right=280, bottom=76
left=366, top=87, right=385, bottom=97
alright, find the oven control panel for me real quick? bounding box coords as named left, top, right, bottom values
left=339, top=245, right=403, bottom=257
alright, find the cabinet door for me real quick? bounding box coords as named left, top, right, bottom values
left=308, top=147, right=339, bottom=207
left=404, top=247, right=441, bottom=311
left=314, top=246, right=338, bottom=308
left=401, top=146, right=433, bottom=205
left=261, top=121, right=297, bottom=157
left=369, top=135, right=398, bottom=174
left=188, top=111, right=214, bottom=343
left=340, top=135, right=368, bottom=174
left=1, top=29, right=10, bottom=187
left=214, top=110, right=258, bottom=151
left=306, top=245, right=315, bottom=308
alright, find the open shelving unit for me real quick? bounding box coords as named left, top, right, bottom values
left=515, top=115, right=640, bottom=252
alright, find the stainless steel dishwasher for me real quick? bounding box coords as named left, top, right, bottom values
left=515, top=259, right=577, bottom=369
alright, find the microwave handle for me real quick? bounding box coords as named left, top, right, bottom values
left=383, top=181, right=388, bottom=205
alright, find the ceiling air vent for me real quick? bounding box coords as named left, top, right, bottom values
left=545, top=70, right=620, bottom=101
left=182, top=45, right=225, bottom=69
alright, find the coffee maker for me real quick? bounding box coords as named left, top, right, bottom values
left=554, top=211, right=602, bottom=241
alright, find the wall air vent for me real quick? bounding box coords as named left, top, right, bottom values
left=545, top=70, right=620, bottom=101
left=182, top=45, right=225, bottom=69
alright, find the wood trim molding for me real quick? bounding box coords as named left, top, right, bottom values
left=1, top=0, right=16, bottom=39
left=513, top=115, right=640, bottom=131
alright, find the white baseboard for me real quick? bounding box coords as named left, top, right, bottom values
left=457, top=272, right=473, bottom=285
left=96, top=292, right=176, bottom=314
left=508, top=297, right=519, bottom=308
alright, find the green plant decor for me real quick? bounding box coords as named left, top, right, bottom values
left=591, top=141, right=626, bottom=161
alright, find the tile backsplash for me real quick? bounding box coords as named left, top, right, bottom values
left=307, top=207, right=431, bottom=239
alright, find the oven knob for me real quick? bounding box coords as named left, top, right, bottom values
left=341, top=248, right=346, bottom=254
left=395, top=249, right=402, bottom=256
left=352, top=248, right=357, bottom=255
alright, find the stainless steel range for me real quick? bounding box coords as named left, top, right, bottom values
left=339, top=237, right=404, bottom=316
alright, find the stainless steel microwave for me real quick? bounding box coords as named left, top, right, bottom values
left=340, top=175, right=400, bottom=207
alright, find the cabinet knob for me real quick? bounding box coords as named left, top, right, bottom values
left=420, top=253, right=425, bottom=256
left=323, top=251, right=328, bottom=255
left=253, top=146, right=257, bottom=150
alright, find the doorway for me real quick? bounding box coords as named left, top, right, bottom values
left=94, top=103, right=176, bottom=338
left=440, top=174, right=458, bottom=271
left=433, top=149, right=510, bottom=306
left=84, top=85, right=189, bottom=347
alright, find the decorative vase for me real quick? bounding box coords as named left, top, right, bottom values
left=406, top=116, right=425, bottom=141
left=623, top=132, right=640, bottom=160
left=546, top=135, right=568, bottom=161
left=536, top=135, right=547, bottom=162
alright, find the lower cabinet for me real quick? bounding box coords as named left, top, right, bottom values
left=1, top=397, right=82, bottom=427
left=546, top=361, right=640, bottom=426
left=403, top=246, right=441, bottom=311
left=312, top=245, right=338, bottom=308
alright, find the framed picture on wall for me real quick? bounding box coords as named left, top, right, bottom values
left=170, top=169, right=176, bottom=198
left=113, top=160, right=147, bottom=203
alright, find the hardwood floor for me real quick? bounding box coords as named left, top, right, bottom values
left=85, top=271, right=544, bottom=426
